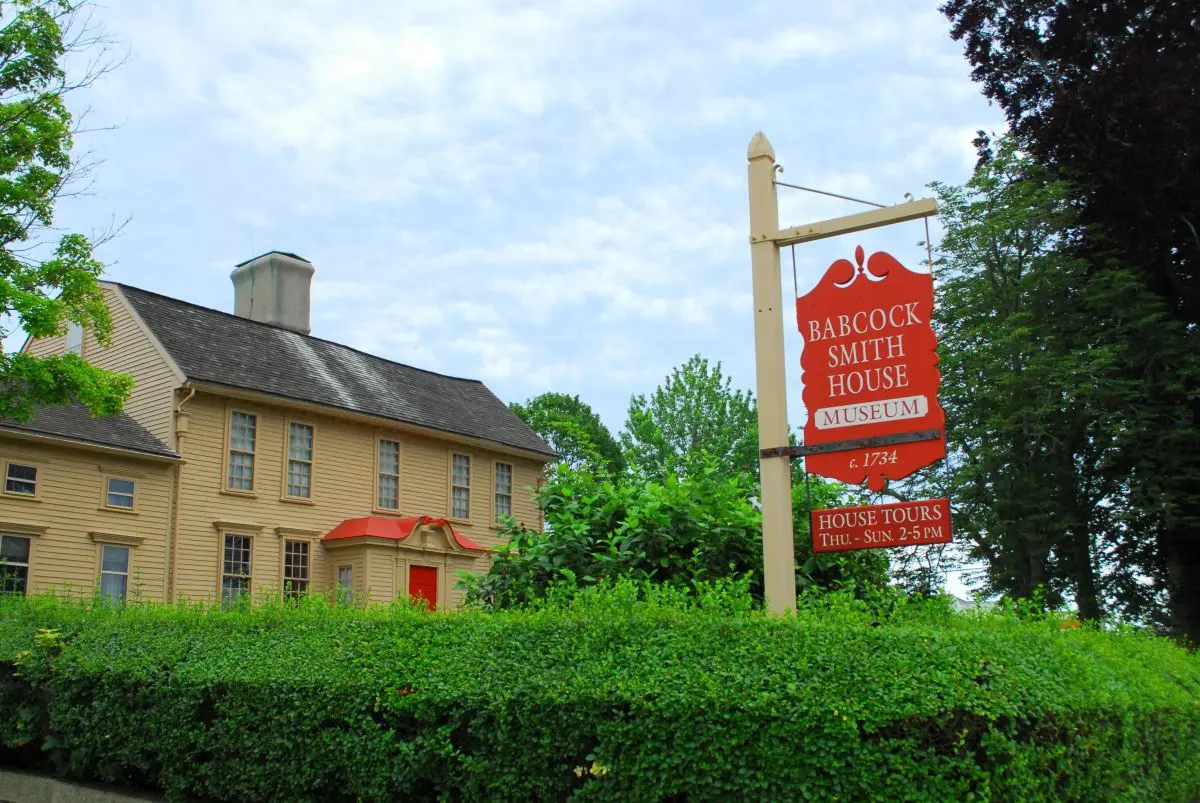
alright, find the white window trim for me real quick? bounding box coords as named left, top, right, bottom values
left=375, top=437, right=401, bottom=512
left=98, top=543, right=130, bottom=602
left=223, top=408, right=258, bottom=496
left=281, top=420, right=315, bottom=502
left=281, top=538, right=312, bottom=598
left=0, top=532, right=32, bottom=595
left=102, top=475, right=137, bottom=512
left=449, top=452, right=471, bottom=522
left=3, top=460, right=40, bottom=500
left=219, top=532, right=254, bottom=604
left=492, top=461, right=514, bottom=527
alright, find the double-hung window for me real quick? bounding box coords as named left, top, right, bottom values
left=494, top=462, right=513, bottom=524
left=221, top=534, right=252, bottom=605
left=105, top=477, right=135, bottom=509
left=336, top=566, right=353, bottom=605
left=285, top=423, right=314, bottom=499
left=4, top=463, right=37, bottom=496
left=283, top=540, right=310, bottom=598
left=99, top=544, right=130, bottom=603
left=227, top=412, right=257, bottom=491
left=451, top=454, right=470, bottom=520
left=0, top=534, right=30, bottom=595
left=377, top=439, right=400, bottom=510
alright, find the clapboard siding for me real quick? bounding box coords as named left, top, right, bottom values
left=0, top=439, right=173, bottom=600
left=20, top=285, right=180, bottom=446
left=172, top=392, right=545, bottom=606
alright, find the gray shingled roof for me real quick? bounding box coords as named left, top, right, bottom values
left=116, top=284, right=557, bottom=459
left=0, top=403, right=179, bottom=458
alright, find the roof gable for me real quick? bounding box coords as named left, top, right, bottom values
left=115, top=284, right=555, bottom=458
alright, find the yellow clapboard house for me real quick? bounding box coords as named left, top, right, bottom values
left=5, top=252, right=554, bottom=609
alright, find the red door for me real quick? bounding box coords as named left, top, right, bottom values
left=409, top=565, right=438, bottom=610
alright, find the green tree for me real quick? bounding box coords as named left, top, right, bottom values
left=509, top=392, right=625, bottom=477
left=942, top=0, right=1200, bottom=644
left=463, top=456, right=887, bottom=610
left=622, top=355, right=758, bottom=480
left=0, top=0, right=131, bottom=421
left=930, top=136, right=1155, bottom=621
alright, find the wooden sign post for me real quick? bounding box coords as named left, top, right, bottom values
left=746, top=132, right=941, bottom=615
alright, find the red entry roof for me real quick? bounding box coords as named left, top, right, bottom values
left=321, top=515, right=488, bottom=552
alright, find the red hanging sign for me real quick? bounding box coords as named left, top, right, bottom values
left=795, top=246, right=945, bottom=491
left=812, top=498, right=952, bottom=553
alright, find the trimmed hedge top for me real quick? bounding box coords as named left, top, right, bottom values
left=1, top=590, right=1198, bottom=802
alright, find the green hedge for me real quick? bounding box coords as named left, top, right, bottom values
left=1, top=590, right=1198, bottom=802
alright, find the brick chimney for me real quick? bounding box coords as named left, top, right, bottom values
left=230, top=251, right=315, bottom=335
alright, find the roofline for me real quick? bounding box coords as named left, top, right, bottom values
left=108, top=284, right=187, bottom=386
left=0, top=426, right=182, bottom=463
left=187, top=381, right=557, bottom=462
left=113, top=282, right=489, bottom=386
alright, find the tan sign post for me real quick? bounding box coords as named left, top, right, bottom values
left=745, top=132, right=939, bottom=615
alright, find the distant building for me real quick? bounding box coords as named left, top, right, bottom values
left=4, top=252, right=555, bottom=609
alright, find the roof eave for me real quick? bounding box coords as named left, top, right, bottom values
left=0, top=426, right=182, bottom=463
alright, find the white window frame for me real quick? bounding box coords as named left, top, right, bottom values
left=336, top=565, right=354, bottom=605
left=450, top=452, right=471, bottom=521
left=226, top=410, right=257, bottom=492
left=104, top=476, right=136, bottom=510
left=493, top=462, right=513, bottom=525
left=221, top=533, right=253, bottom=605
left=376, top=438, right=400, bottom=511
left=283, top=421, right=315, bottom=500
left=0, top=533, right=31, bottom=595
left=3, top=462, right=38, bottom=497
left=98, top=543, right=130, bottom=603
left=282, top=539, right=310, bottom=598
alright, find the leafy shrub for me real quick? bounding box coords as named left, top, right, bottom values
left=1, top=588, right=1198, bottom=802
left=465, top=460, right=889, bottom=609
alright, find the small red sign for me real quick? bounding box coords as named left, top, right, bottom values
left=796, top=246, right=946, bottom=491
left=811, top=498, right=952, bottom=553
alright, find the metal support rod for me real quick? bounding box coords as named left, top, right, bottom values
left=747, top=132, right=796, bottom=615
left=760, top=429, right=944, bottom=459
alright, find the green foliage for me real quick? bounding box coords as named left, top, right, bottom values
left=942, top=0, right=1200, bottom=656
left=463, top=457, right=888, bottom=610
left=621, top=354, right=758, bottom=480
left=1, top=592, right=1198, bottom=802
left=510, top=392, right=626, bottom=478
left=0, top=0, right=131, bottom=421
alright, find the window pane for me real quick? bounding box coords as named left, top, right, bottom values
left=106, top=478, right=135, bottom=508
left=452, top=487, right=470, bottom=519
left=286, top=460, right=312, bottom=498
left=101, top=545, right=129, bottom=574
left=100, top=571, right=127, bottom=603
left=0, top=534, right=30, bottom=562
left=223, top=535, right=251, bottom=576
left=495, top=463, right=512, bottom=495
left=377, top=474, right=399, bottom=509
left=495, top=494, right=512, bottom=519
left=230, top=412, right=257, bottom=452
left=1, top=565, right=27, bottom=595
left=288, top=423, right=313, bottom=461
left=221, top=576, right=248, bottom=605
left=379, top=440, right=399, bottom=474
left=5, top=464, right=36, bottom=495
left=452, top=454, right=470, bottom=487
left=228, top=452, right=255, bottom=491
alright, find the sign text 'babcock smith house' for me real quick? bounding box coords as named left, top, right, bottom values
left=795, top=245, right=951, bottom=553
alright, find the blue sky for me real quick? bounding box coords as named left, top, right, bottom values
left=45, top=0, right=1003, bottom=439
